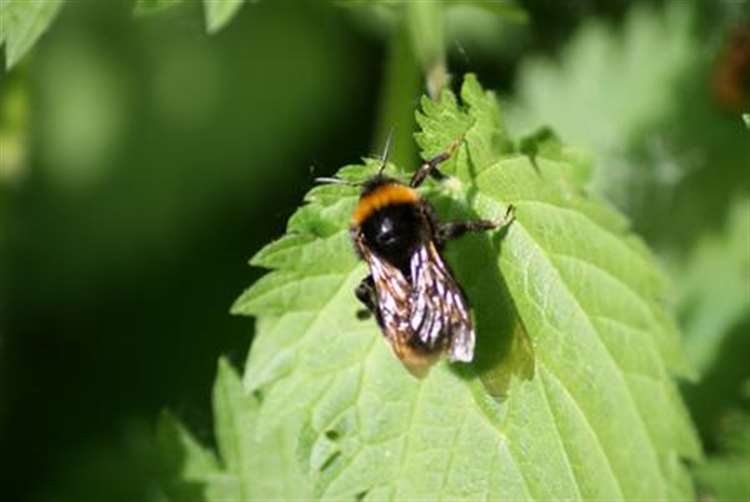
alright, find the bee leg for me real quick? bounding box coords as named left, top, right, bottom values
left=436, top=205, right=515, bottom=244
left=436, top=220, right=497, bottom=243
left=355, top=275, right=377, bottom=320
left=356, top=309, right=372, bottom=320
left=409, top=139, right=462, bottom=188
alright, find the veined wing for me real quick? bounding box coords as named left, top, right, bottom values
left=409, top=241, right=475, bottom=362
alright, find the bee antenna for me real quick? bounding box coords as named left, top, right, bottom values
left=314, top=176, right=360, bottom=187
left=378, top=127, right=396, bottom=176
left=315, top=176, right=345, bottom=185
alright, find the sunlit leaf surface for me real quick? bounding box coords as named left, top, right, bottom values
left=2, top=0, right=65, bottom=69
left=203, top=0, right=246, bottom=34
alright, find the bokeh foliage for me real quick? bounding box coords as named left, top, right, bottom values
left=1, top=0, right=748, bottom=501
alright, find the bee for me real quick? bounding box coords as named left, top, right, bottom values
left=320, top=139, right=514, bottom=376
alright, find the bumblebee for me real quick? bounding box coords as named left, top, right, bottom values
left=338, top=142, right=514, bottom=376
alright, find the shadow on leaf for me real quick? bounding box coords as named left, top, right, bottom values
left=430, top=192, right=535, bottom=400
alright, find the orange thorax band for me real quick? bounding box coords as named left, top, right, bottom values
left=352, top=184, right=419, bottom=225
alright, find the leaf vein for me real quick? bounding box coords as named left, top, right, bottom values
left=513, top=223, right=668, bottom=496
left=541, top=366, right=626, bottom=499
left=537, top=370, right=584, bottom=500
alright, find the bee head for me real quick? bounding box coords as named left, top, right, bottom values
left=360, top=174, right=404, bottom=197
left=317, top=127, right=402, bottom=194
left=314, top=168, right=407, bottom=196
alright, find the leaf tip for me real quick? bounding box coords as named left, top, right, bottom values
left=204, top=0, right=246, bottom=35
left=3, top=0, right=65, bottom=70
left=216, top=355, right=239, bottom=380
left=229, top=285, right=253, bottom=316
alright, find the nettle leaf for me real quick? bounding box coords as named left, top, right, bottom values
left=161, top=74, right=700, bottom=499
left=1, top=0, right=65, bottom=69
left=203, top=0, right=245, bottom=34
left=509, top=2, right=696, bottom=151
left=158, top=358, right=313, bottom=501
left=132, top=0, right=246, bottom=33
left=673, top=197, right=750, bottom=374
left=221, top=74, right=702, bottom=499
left=507, top=2, right=698, bottom=209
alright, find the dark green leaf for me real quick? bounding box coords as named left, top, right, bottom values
left=694, top=413, right=750, bottom=501
left=158, top=358, right=313, bottom=500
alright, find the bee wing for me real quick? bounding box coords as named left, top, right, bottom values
left=409, top=242, right=475, bottom=362
left=362, top=247, right=413, bottom=343
left=354, top=234, right=474, bottom=372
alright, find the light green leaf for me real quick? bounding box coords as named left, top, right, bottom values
left=446, top=0, right=527, bottom=23
left=508, top=2, right=697, bottom=209
left=744, top=113, right=749, bottom=128
left=157, top=412, right=227, bottom=501
left=414, top=73, right=511, bottom=179
left=158, top=358, right=313, bottom=500
left=0, top=1, right=6, bottom=47
left=230, top=74, right=701, bottom=499
left=203, top=0, right=245, bottom=34
left=2, top=0, right=65, bottom=69
left=133, top=0, right=183, bottom=17
left=673, top=197, right=750, bottom=374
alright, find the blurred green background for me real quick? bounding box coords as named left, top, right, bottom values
left=0, top=1, right=748, bottom=501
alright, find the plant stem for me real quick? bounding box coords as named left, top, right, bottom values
left=373, top=16, right=422, bottom=169
left=405, top=1, right=447, bottom=100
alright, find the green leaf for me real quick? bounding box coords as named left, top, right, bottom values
left=414, top=73, right=510, bottom=179
left=696, top=457, right=750, bottom=502
left=510, top=2, right=695, bottom=147
left=2, top=0, right=65, bottom=69
left=230, top=74, right=701, bottom=499
left=203, top=0, right=245, bottom=34
left=744, top=113, right=749, bottom=128
left=672, top=197, right=750, bottom=374
left=158, top=358, right=313, bottom=501
left=0, top=1, right=6, bottom=47
left=133, top=0, right=183, bottom=17
left=0, top=71, right=29, bottom=183
left=446, top=0, right=527, bottom=24
left=693, top=413, right=750, bottom=501
left=508, top=2, right=698, bottom=209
